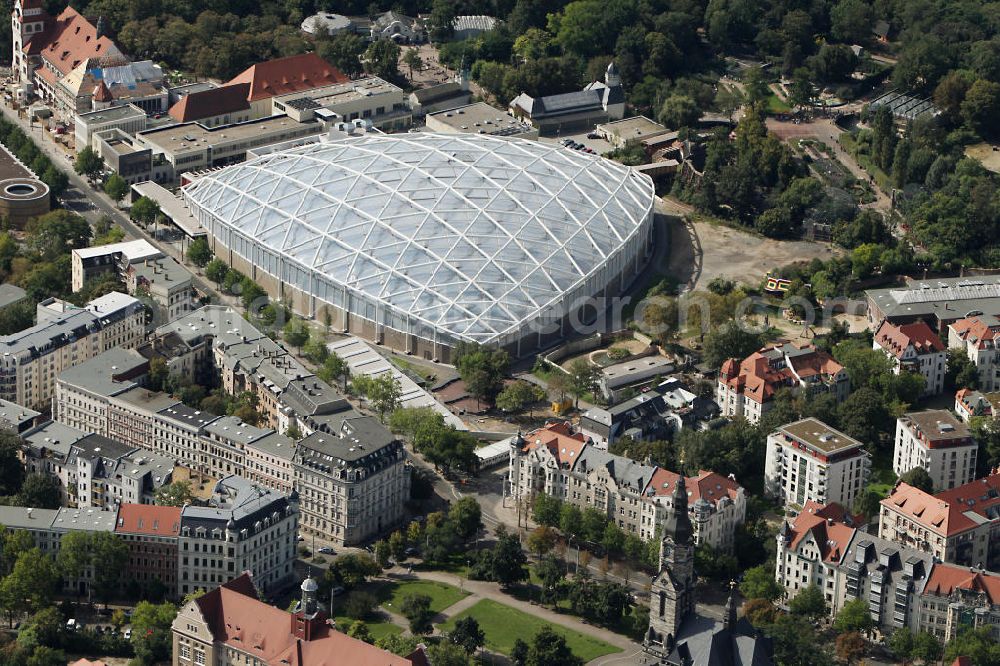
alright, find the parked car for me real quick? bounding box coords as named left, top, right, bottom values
left=587, top=132, right=599, bottom=139
left=404, top=547, right=419, bottom=557
left=318, top=547, right=334, bottom=554
left=123, top=628, right=132, bottom=640
left=66, top=619, right=78, bottom=631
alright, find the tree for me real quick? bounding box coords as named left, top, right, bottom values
left=943, top=627, right=999, bottom=664
left=427, top=642, right=470, bottom=666
left=15, top=474, right=60, bottom=508
left=329, top=553, right=381, bottom=589
left=513, top=28, right=552, bottom=61
left=450, top=616, right=485, bottom=654
left=103, top=172, right=129, bottom=204
left=0, top=433, right=25, bottom=497
left=899, top=467, right=934, bottom=494
left=239, top=278, right=266, bottom=312
left=527, top=526, right=557, bottom=558
left=526, top=625, right=583, bottom=666
left=535, top=555, right=565, bottom=606
left=25, top=210, right=92, bottom=260
left=347, top=619, right=373, bottom=644
left=1, top=548, right=59, bottom=615
left=187, top=237, right=212, bottom=268
left=491, top=527, right=528, bottom=589
left=130, top=196, right=162, bottom=228
left=283, top=318, right=310, bottom=351
left=961, top=79, right=1000, bottom=139
left=834, top=598, right=875, bottom=633
left=316, top=33, right=366, bottom=77
left=496, top=380, right=546, bottom=416
left=703, top=321, right=765, bottom=369
left=73, top=146, right=103, bottom=182
left=912, top=629, right=943, bottom=663
left=947, top=348, right=980, bottom=390
left=154, top=480, right=195, bottom=507
left=788, top=68, right=813, bottom=109
left=205, top=258, right=229, bottom=286
left=388, top=530, right=406, bottom=562
left=373, top=539, right=391, bottom=568
left=364, top=39, right=401, bottom=80
left=739, top=565, right=782, bottom=601
left=303, top=337, right=329, bottom=365
left=377, top=633, right=423, bottom=657
left=403, top=48, right=423, bottom=78
left=57, top=530, right=92, bottom=583
left=658, top=94, right=700, bottom=129
left=318, top=352, right=350, bottom=391
left=352, top=373, right=402, bottom=422
left=830, top=0, right=871, bottom=43
left=449, top=497, right=482, bottom=542
left=454, top=343, right=509, bottom=407
left=400, top=593, right=434, bottom=634
left=788, top=584, right=827, bottom=619
left=835, top=631, right=866, bottom=664
left=91, top=531, right=128, bottom=606
left=559, top=503, right=583, bottom=539
left=26, top=647, right=66, bottom=666
left=511, top=638, right=530, bottom=666
left=887, top=628, right=915, bottom=661
left=130, top=601, right=178, bottom=664
left=344, top=591, right=377, bottom=619
left=532, top=493, right=562, bottom=527
left=743, top=597, right=779, bottom=626
left=566, top=358, right=599, bottom=409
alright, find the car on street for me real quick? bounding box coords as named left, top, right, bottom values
left=318, top=546, right=334, bottom=554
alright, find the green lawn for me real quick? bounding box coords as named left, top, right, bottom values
left=333, top=613, right=402, bottom=641
left=765, top=93, right=792, bottom=114
left=439, top=599, right=621, bottom=662
left=376, top=579, right=469, bottom=614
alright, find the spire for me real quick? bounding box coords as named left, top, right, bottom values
left=300, top=576, right=318, bottom=616
left=723, top=581, right=738, bottom=631
left=605, top=60, right=621, bottom=87
left=96, top=15, right=108, bottom=39
left=663, top=475, right=693, bottom=544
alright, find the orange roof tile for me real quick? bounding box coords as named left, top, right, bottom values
left=195, top=574, right=414, bottom=665
left=949, top=315, right=1000, bottom=350
left=786, top=501, right=858, bottom=563
left=31, top=7, right=121, bottom=75
left=924, top=563, right=1000, bottom=604
left=719, top=344, right=843, bottom=405
left=522, top=422, right=587, bottom=467
left=93, top=79, right=112, bottom=102
left=875, top=320, right=945, bottom=359
left=168, top=83, right=251, bottom=123
left=645, top=468, right=742, bottom=505
left=882, top=473, right=1000, bottom=537
left=115, top=504, right=181, bottom=537
left=224, top=53, right=349, bottom=102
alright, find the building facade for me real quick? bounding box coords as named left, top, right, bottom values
left=178, top=476, right=298, bottom=598
left=509, top=422, right=746, bottom=551
left=717, top=343, right=849, bottom=425
left=0, top=292, right=144, bottom=410
left=765, top=418, right=871, bottom=511
left=115, top=504, right=181, bottom=594
left=873, top=319, right=946, bottom=396
left=878, top=473, right=1000, bottom=571
left=893, top=411, right=977, bottom=491
left=949, top=315, right=1000, bottom=392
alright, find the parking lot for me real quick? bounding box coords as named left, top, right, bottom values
left=538, top=129, right=614, bottom=156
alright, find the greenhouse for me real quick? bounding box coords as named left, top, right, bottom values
left=183, top=133, right=655, bottom=361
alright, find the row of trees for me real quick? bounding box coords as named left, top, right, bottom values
left=0, top=117, right=68, bottom=198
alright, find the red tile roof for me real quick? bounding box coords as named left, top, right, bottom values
left=115, top=504, right=181, bottom=537
left=874, top=320, right=944, bottom=359
left=924, top=563, right=1000, bottom=604
left=645, top=468, right=742, bottom=506
left=30, top=7, right=120, bottom=75
left=719, top=344, right=844, bottom=404
left=786, top=501, right=857, bottom=563
left=168, top=83, right=251, bottom=123
left=522, top=421, right=587, bottom=467
left=194, top=574, right=414, bottom=665
left=950, top=315, right=1000, bottom=350
left=882, top=473, right=1000, bottom=538
left=224, top=53, right=349, bottom=102
left=93, top=79, right=112, bottom=102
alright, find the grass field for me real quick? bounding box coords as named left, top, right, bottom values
left=376, top=579, right=469, bottom=614
left=439, top=599, right=622, bottom=661
left=765, top=93, right=792, bottom=114
left=332, top=613, right=402, bottom=641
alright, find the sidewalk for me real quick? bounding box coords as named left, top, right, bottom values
left=387, top=568, right=644, bottom=660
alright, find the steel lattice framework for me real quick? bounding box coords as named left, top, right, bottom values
left=183, top=133, right=655, bottom=346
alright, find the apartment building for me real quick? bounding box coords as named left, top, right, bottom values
left=115, top=504, right=181, bottom=594
left=21, top=419, right=174, bottom=508
left=171, top=574, right=421, bottom=666
left=0, top=292, right=144, bottom=410
left=0, top=397, right=42, bottom=434
left=717, top=343, right=849, bottom=424
left=509, top=422, right=746, bottom=551
left=178, top=476, right=298, bottom=597
left=879, top=472, right=1000, bottom=570
left=293, top=417, right=410, bottom=547
left=954, top=388, right=1000, bottom=421
left=893, top=411, right=978, bottom=491
left=765, top=418, right=871, bottom=511
left=948, top=315, right=1000, bottom=391
left=873, top=320, right=946, bottom=396
left=776, top=501, right=1000, bottom=643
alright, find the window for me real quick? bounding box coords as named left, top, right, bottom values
left=179, top=645, right=191, bottom=660
left=194, top=650, right=206, bottom=666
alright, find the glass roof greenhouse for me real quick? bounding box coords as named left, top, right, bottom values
left=183, top=133, right=655, bottom=345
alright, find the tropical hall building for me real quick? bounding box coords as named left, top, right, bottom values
left=181, top=133, right=656, bottom=363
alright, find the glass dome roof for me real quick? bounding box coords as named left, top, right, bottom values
left=184, top=133, right=655, bottom=343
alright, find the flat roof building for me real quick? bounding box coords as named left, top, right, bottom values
left=74, top=103, right=147, bottom=153
left=894, top=410, right=977, bottom=491
left=271, top=76, right=410, bottom=131
left=425, top=102, right=538, bottom=139
left=866, top=276, right=1000, bottom=333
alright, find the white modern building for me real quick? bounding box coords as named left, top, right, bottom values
left=74, top=103, right=148, bottom=152
left=765, top=418, right=871, bottom=511
left=893, top=410, right=977, bottom=491
left=873, top=319, right=946, bottom=396
left=182, top=133, right=655, bottom=363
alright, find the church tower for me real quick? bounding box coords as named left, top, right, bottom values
left=646, top=475, right=696, bottom=655
left=12, top=0, right=48, bottom=83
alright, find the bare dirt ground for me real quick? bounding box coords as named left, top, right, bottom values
left=398, top=43, right=452, bottom=88
left=683, top=217, right=842, bottom=292
left=966, top=142, right=1000, bottom=174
